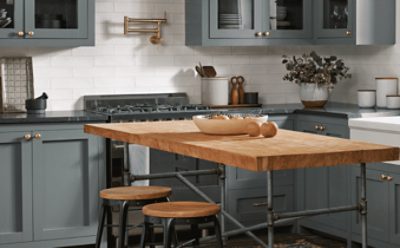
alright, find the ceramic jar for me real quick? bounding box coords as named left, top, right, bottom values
left=357, top=90, right=376, bottom=108
left=376, top=77, right=398, bottom=108
left=386, top=95, right=400, bottom=109
left=299, top=83, right=329, bottom=108
left=201, top=77, right=229, bottom=106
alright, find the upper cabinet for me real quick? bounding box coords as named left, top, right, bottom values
left=0, top=0, right=94, bottom=47
left=185, top=0, right=395, bottom=46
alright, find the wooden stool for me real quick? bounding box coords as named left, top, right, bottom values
left=140, top=201, right=223, bottom=248
left=95, top=186, right=172, bottom=248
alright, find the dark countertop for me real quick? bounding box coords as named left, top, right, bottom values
left=0, top=102, right=398, bottom=124
left=225, top=102, right=400, bottom=118
left=0, top=111, right=108, bottom=124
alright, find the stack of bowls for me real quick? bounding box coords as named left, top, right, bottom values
left=276, top=6, right=287, bottom=21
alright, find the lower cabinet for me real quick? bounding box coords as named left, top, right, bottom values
left=0, top=124, right=105, bottom=248
left=226, top=115, right=295, bottom=228
left=295, top=114, right=352, bottom=239
left=351, top=164, right=400, bottom=248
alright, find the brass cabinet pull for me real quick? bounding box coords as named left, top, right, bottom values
left=34, top=133, right=41, bottom=140
left=381, top=174, right=393, bottom=181
left=253, top=202, right=268, bottom=207
left=255, top=32, right=262, bottom=37
left=17, top=31, right=25, bottom=38
left=24, top=133, right=32, bottom=141
left=27, top=31, right=34, bottom=38
left=345, top=30, right=352, bottom=36
left=314, top=124, right=320, bottom=131
left=263, top=31, right=270, bottom=37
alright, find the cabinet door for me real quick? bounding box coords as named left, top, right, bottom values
left=314, top=0, right=354, bottom=39
left=265, top=0, right=312, bottom=38
left=24, top=0, right=88, bottom=39
left=0, top=131, right=33, bottom=244
left=0, top=0, right=23, bottom=39
left=209, top=0, right=263, bottom=38
left=389, top=171, right=400, bottom=244
left=32, top=129, right=98, bottom=240
left=352, top=168, right=390, bottom=243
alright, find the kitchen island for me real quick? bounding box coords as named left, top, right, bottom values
left=85, top=120, right=400, bottom=248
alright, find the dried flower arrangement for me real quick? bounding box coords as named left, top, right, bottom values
left=282, top=51, right=351, bottom=90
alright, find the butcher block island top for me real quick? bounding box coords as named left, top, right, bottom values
left=84, top=121, right=400, bottom=172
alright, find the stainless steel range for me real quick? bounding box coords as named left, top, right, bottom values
left=84, top=93, right=221, bottom=198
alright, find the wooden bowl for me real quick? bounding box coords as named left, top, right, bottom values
left=192, top=115, right=268, bottom=135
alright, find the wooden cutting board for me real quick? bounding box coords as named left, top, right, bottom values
left=84, top=121, right=400, bottom=172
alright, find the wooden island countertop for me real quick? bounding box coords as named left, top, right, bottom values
left=84, top=121, right=400, bottom=172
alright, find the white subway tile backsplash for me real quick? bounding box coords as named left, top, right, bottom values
left=0, top=0, right=397, bottom=110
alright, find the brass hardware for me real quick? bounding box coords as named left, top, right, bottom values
left=24, top=133, right=32, bottom=141
left=17, top=31, right=25, bottom=38
left=253, top=202, right=268, bottom=207
left=124, top=12, right=167, bottom=45
left=34, top=133, right=41, bottom=140
left=319, top=125, right=326, bottom=131
left=255, top=32, right=262, bottom=37
left=315, top=124, right=320, bottom=131
left=263, top=31, right=270, bottom=37
left=386, top=175, right=393, bottom=181
left=345, top=30, right=352, bottom=36
left=27, top=31, right=34, bottom=38
left=381, top=174, right=391, bottom=181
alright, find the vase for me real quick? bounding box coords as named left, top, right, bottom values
left=299, top=83, right=329, bottom=108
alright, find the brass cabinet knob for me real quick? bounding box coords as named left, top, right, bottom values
left=27, top=31, right=34, bottom=38
left=255, top=32, right=262, bottom=37
left=263, top=31, right=270, bottom=37
left=314, top=124, right=320, bottom=131
left=319, top=125, right=326, bottom=131
left=17, top=31, right=25, bottom=38
left=345, top=30, right=352, bottom=36
left=380, top=174, right=393, bottom=181
left=34, top=133, right=41, bottom=140
left=24, top=133, right=32, bottom=141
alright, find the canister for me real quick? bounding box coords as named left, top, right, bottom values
left=357, top=90, right=376, bottom=108
left=376, top=77, right=398, bottom=108
left=201, top=77, right=229, bottom=106
left=386, top=95, right=400, bottom=109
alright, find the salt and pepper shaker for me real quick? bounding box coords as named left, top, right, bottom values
left=230, top=76, right=245, bottom=105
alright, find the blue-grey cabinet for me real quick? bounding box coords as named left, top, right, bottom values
left=186, top=0, right=313, bottom=46
left=226, top=115, right=295, bottom=228
left=0, top=124, right=105, bottom=248
left=0, top=0, right=94, bottom=46
left=295, top=114, right=352, bottom=239
left=186, top=0, right=395, bottom=46
left=0, top=131, right=33, bottom=245
left=351, top=164, right=400, bottom=248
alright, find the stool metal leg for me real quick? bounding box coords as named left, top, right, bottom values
left=140, top=222, right=150, bottom=248
left=163, top=218, right=175, bottom=248
left=118, top=201, right=130, bottom=248
left=191, top=224, right=200, bottom=246
left=213, top=216, right=224, bottom=248
left=95, top=203, right=107, bottom=248
left=267, top=171, right=274, bottom=248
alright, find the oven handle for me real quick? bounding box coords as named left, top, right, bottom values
left=113, top=144, right=125, bottom=150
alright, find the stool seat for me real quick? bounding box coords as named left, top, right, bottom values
left=99, top=186, right=171, bottom=201
left=143, top=201, right=220, bottom=218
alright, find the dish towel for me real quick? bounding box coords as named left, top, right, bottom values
left=128, top=144, right=150, bottom=186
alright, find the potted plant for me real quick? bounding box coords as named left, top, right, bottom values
left=282, top=51, right=351, bottom=108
